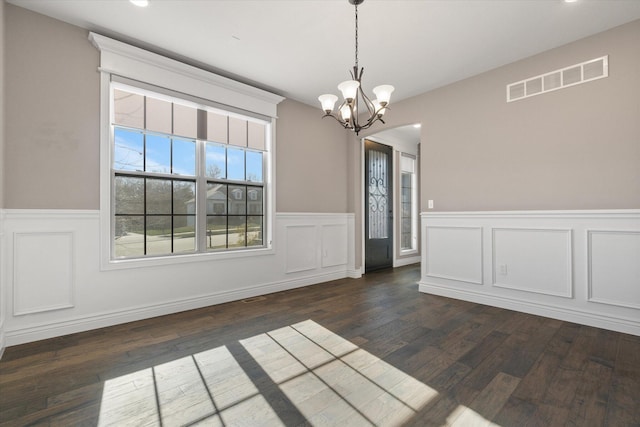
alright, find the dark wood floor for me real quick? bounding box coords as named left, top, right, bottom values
left=1, top=264, right=638, bottom=426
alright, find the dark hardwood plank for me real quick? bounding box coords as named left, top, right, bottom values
left=494, top=322, right=580, bottom=425
left=1, top=264, right=638, bottom=427
left=604, top=335, right=640, bottom=425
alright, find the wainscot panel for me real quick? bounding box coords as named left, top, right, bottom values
left=492, top=228, right=572, bottom=298
left=420, top=210, right=640, bottom=336
left=588, top=230, right=640, bottom=310
left=0, top=210, right=356, bottom=347
left=425, top=226, right=483, bottom=285
left=321, top=224, right=348, bottom=268
left=13, top=231, right=75, bottom=315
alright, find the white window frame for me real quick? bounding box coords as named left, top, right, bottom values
left=90, top=32, right=283, bottom=270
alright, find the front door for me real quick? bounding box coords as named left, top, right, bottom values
left=365, top=140, right=393, bottom=273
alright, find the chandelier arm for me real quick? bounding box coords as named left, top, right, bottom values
left=368, top=105, right=390, bottom=122
left=347, top=101, right=358, bottom=129
left=360, top=116, right=378, bottom=130
left=358, top=86, right=376, bottom=116
left=321, top=112, right=351, bottom=129
left=337, top=98, right=348, bottom=112
left=361, top=104, right=390, bottom=130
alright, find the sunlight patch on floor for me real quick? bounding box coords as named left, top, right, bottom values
left=240, top=319, right=439, bottom=426
left=446, top=405, right=501, bottom=427
left=98, top=319, right=440, bottom=426
left=98, top=368, right=159, bottom=426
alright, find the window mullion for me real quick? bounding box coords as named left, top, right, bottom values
left=196, top=138, right=208, bottom=252
left=143, top=178, right=148, bottom=255
left=171, top=180, right=175, bottom=254
left=246, top=184, right=249, bottom=247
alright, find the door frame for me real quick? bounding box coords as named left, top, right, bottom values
left=360, top=131, right=421, bottom=273
left=361, top=137, right=396, bottom=273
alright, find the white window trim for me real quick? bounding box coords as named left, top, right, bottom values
left=90, top=32, right=284, bottom=271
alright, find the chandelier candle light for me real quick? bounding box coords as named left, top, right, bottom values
left=318, top=0, right=394, bottom=135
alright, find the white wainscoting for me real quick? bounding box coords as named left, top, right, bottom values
left=321, top=224, right=349, bottom=268
left=285, top=225, right=317, bottom=273
left=492, top=228, right=573, bottom=298
left=0, top=210, right=357, bottom=348
left=587, top=230, right=640, bottom=310
left=13, top=231, right=75, bottom=315
left=420, top=210, right=640, bottom=336
left=425, top=226, right=483, bottom=285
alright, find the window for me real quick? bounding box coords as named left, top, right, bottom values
left=111, top=84, right=268, bottom=259
left=92, top=32, right=282, bottom=268
left=400, top=154, right=417, bottom=252
left=400, top=172, right=412, bottom=250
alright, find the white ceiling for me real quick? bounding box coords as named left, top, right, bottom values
left=9, top=0, right=640, bottom=109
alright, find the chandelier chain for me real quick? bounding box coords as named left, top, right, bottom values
left=355, top=3, right=359, bottom=69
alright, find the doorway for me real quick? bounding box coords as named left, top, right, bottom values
left=364, top=139, right=393, bottom=272
left=361, top=124, right=421, bottom=274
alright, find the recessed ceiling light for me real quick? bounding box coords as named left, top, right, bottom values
left=130, top=0, right=149, bottom=7
left=564, top=0, right=579, bottom=3
left=413, top=124, right=421, bottom=128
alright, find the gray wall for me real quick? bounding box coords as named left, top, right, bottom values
left=276, top=99, right=349, bottom=213
left=1, top=0, right=5, bottom=353
left=1, top=0, right=5, bottom=209
left=362, top=19, right=640, bottom=212
left=3, top=4, right=351, bottom=213
left=4, top=4, right=639, bottom=215
left=5, top=4, right=100, bottom=209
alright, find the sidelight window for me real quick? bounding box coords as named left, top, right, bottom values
left=400, top=154, right=417, bottom=252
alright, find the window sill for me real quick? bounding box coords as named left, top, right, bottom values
left=100, top=246, right=275, bottom=271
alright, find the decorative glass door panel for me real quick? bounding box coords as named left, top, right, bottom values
left=369, top=149, right=389, bottom=239
left=365, top=140, right=393, bottom=272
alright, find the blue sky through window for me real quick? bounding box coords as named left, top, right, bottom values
left=206, top=143, right=226, bottom=179
left=227, top=148, right=245, bottom=181
left=246, top=151, right=263, bottom=183
left=146, top=134, right=171, bottom=174
left=172, top=138, right=196, bottom=176
left=114, top=128, right=143, bottom=171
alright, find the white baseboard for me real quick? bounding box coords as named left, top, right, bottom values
left=419, top=281, right=640, bottom=336
left=394, top=256, right=421, bottom=268
left=347, top=268, right=363, bottom=279
left=0, top=330, right=5, bottom=360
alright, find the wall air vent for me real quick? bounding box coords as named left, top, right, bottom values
left=507, top=55, right=608, bottom=102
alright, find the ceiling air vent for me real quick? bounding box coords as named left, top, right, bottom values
left=507, top=55, right=608, bottom=102
left=543, top=72, right=562, bottom=91
left=526, top=77, right=543, bottom=96
left=509, top=82, right=525, bottom=100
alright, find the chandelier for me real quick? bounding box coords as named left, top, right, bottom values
left=318, top=0, right=394, bottom=135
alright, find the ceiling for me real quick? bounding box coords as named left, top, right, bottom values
left=9, top=0, right=640, bottom=110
